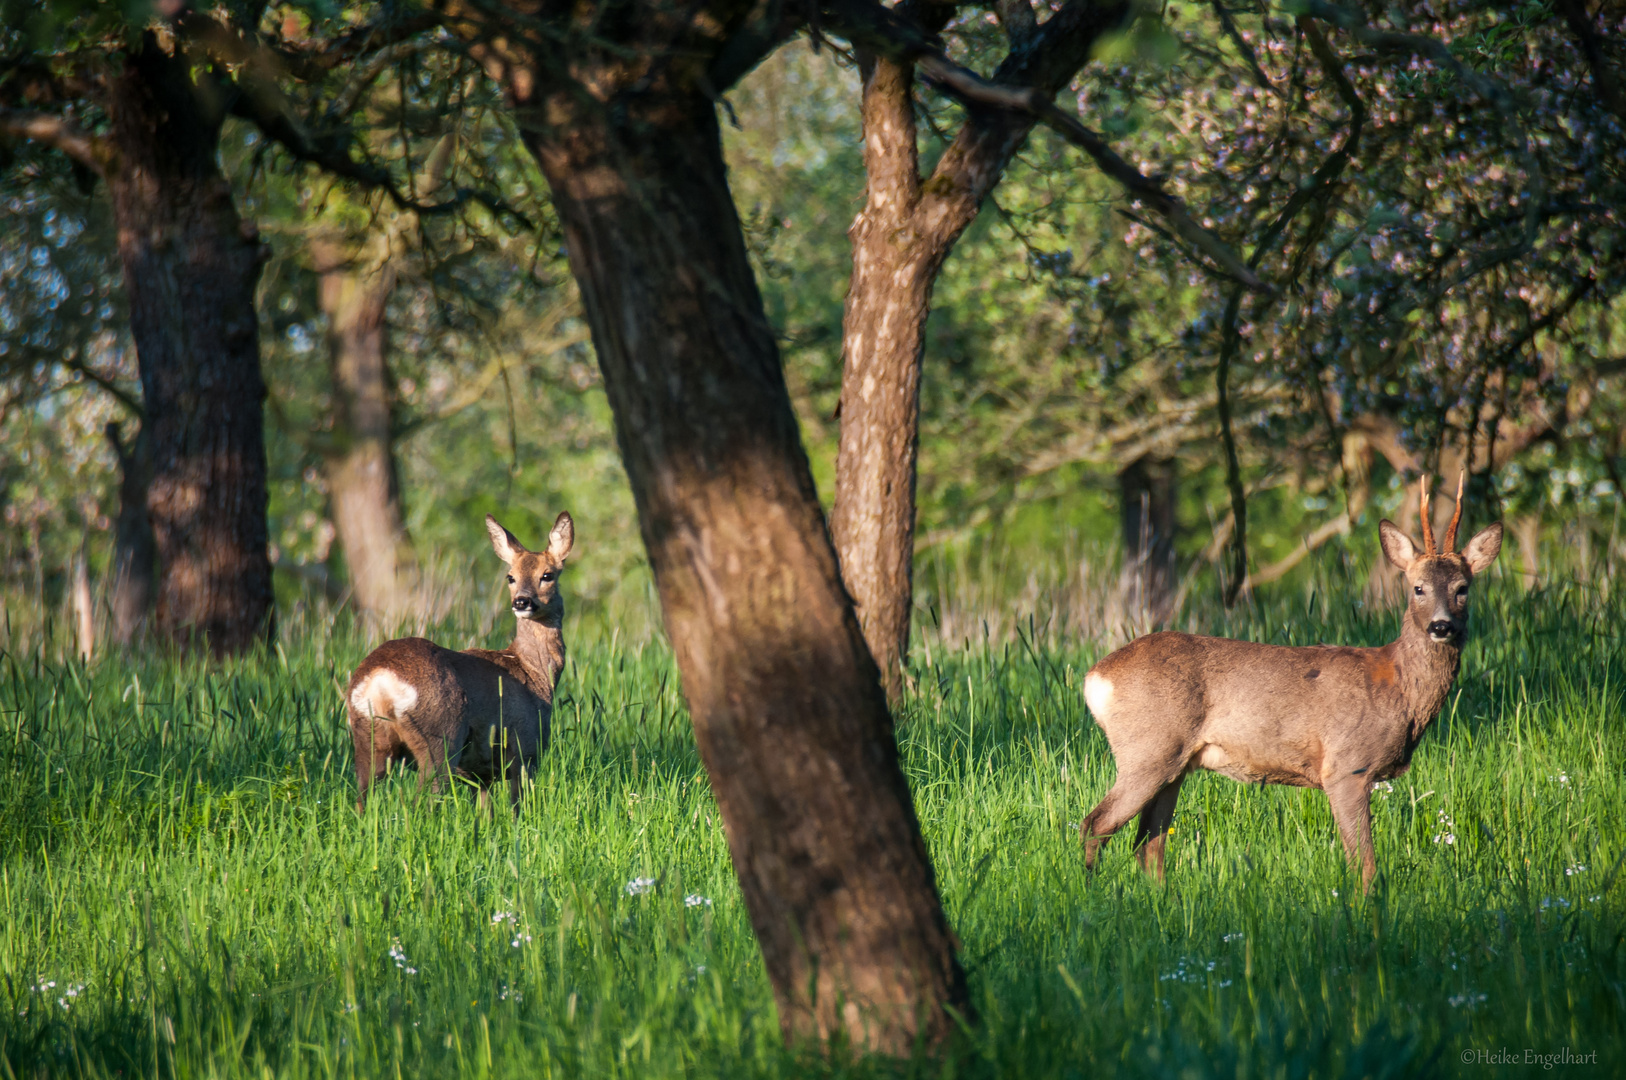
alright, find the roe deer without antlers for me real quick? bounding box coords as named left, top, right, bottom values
left=346, top=513, right=574, bottom=813
left=1080, top=476, right=1501, bottom=889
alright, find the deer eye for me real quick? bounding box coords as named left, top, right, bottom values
left=506, top=575, right=515, bottom=584
left=540, top=571, right=556, bottom=583
left=1456, top=585, right=1468, bottom=597
left=1413, top=585, right=1424, bottom=596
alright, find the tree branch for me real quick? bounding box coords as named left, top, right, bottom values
left=169, top=9, right=531, bottom=228
left=1296, top=0, right=1545, bottom=292
left=1209, top=0, right=1279, bottom=94
left=65, top=357, right=143, bottom=417
left=1553, top=0, right=1626, bottom=129
left=821, top=0, right=1270, bottom=292
left=0, top=109, right=110, bottom=174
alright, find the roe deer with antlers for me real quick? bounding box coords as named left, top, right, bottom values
left=1080, top=476, right=1501, bottom=889
left=346, top=513, right=573, bottom=812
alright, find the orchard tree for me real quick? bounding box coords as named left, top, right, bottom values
left=820, top=0, right=1626, bottom=643
left=0, top=0, right=471, bottom=646
left=1, top=4, right=277, bottom=649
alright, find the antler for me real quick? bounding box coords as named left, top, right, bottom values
left=1443, top=470, right=1466, bottom=554
left=1419, top=477, right=1435, bottom=555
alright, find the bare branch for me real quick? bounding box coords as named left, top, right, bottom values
left=0, top=109, right=110, bottom=174
left=1209, top=0, right=1279, bottom=95
left=1244, top=513, right=1351, bottom=588
left=64, top=358, right=143, bottom=417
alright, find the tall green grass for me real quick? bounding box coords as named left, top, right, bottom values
left=0, top=551, right=1622, bottom=1078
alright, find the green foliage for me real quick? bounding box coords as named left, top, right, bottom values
left=0, top=556, right=1621, bottom=1076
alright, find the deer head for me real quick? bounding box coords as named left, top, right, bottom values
left=486, top=513, right=575, bottom=622
left=1378, top=474, right=1503, bottom=645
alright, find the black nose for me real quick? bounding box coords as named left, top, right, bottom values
left=512, top=596, right=534, bottom=612
left=1428, top=620, right=1454, bottom=638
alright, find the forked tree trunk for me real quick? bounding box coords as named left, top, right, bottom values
left=1117, top=455, right=1177, bottom=625
left=523, top=83, right=969, bottom=1053
left=104, top=421, right=155, bottom=644
left=105, top=35, right=272, bottom=653
left=311, top=237, right=411, bottom=616
left=831, top=3, right=1127, bottom=699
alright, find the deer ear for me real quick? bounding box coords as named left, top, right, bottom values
left=547, top=511, right=574, bottom=561
left=1379, top=519, right=1420, bottom=571
left=485, top=515, right=524, bottom=565
left=1461, top=521, right=1503, bottom=575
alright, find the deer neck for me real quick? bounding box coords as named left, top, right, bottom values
left=508, top=613, right=566, bottom=699
left=1390, top=621, right=1463, bottom=732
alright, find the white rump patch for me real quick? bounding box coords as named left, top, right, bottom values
left=351, top=669, right=419, bottom=722
left=1083, top=671, right=1114, bottom=719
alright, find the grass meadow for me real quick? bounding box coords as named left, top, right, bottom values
left=0, top=544, right=1622, bottom=1078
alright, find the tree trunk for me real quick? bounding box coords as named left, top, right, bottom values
left=104, top=421, right=155, bottom=644
left=104, top=35, right=272, bottom=653
left=311, top=237, right=411, bottom=616
left=1511, top=515, right=1541, bottom=590
left=830, top=4, right=1127, bottom=699
left=70, top=544, right=94, bottom=663
left=522, top=82, right=969, bottom=1053
left=1116, top=455, right=1177, bottom=626
left=828, top=53, right=936, bottom=704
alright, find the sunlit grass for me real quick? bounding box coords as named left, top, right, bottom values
left=0, top=553, right=1621, bottom=1077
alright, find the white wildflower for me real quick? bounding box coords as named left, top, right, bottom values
left=1540, top=897, right=1572, bottom=911
left=684, top=894, right=712, bottom=908
left=1565, top=864, right=1587, bottom=876
left=625, top=876, right=656, bottom=896
left=1433, top=808, right=1457, bottom=845
left=388, top=939, right=419, bottom=975
left=1448, top=992, right=1487, bottom=1008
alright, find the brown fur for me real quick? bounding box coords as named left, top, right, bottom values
left=345, top=512, right=574, bottom=812
left=1079, top=485, right=1502, bottom=889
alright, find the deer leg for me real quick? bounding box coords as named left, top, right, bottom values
left=1131, top=778, right=1184, bottom=882
left=504, top=739, right=529, bottom=815
left=1325, top=779, right=1377, bottom=891
left=395, top=723, right=456, bottom=799
left=351, top=717, right=401, bottom=813
left=1080, top=766, right=1182, bottom=873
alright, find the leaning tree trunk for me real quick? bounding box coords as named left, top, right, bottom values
left=311, top=237, right=411, bottom=616
left=104, top=34, right=272, bottom=653
left=1116, top=455, right=1177, bottom=627
left=523, top=82, right=969, bottom=1053
left=104, top=421, right=155, bottom=644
